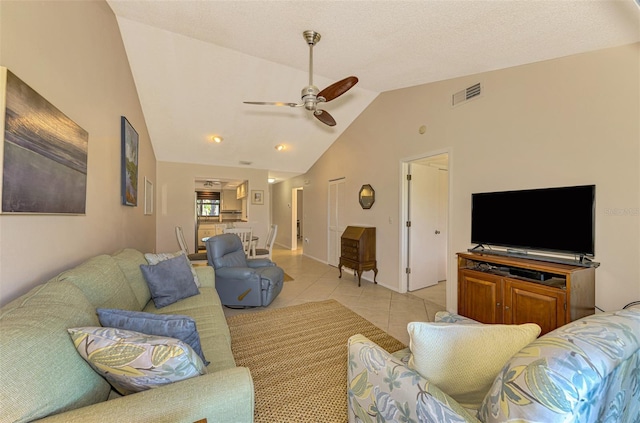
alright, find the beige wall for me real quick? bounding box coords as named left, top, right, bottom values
left=0, top=1, right=156, bottom=305
left=274, top=43, right=640, bottom=312
left=156, top=161, right=270, bottom=254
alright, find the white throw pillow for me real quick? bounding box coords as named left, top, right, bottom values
left=407, top=322, right=540, bottom=410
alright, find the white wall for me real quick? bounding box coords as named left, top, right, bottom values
left=273, top=43, right=640, bottom=311
left=156, top=161, right=270, bottom=253
left=0, top=1, right=156, bottom=306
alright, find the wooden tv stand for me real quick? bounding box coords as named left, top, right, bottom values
left=457, top=252, right=595, bottom=335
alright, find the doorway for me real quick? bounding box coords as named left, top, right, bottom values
left=402, top=153, right=449, bottom=306
left=291, top=187, right=304, bottom=251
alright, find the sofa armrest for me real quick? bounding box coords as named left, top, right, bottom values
left=214, top=266, right=257, bottom=280
left=194, top=265, right=215, bottom=288
left=37, top=367, right=254, bottom=423
left=347, top=334, right=480, bottom=423
left=246, top=258, right=275, bottom=268
left=435, top=311, right=481, bottom=324
left=479, top=309, right=640, bottom=423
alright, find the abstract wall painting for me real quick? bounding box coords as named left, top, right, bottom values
left=121, top=116, right=138, bottom=206
left=0, top=67, right=89, bottom=214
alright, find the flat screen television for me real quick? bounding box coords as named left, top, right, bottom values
left=471, top=184, right=595, bottom=257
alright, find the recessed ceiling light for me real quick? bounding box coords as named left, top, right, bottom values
left=211, top=135, right=223, bottom=143
left=275, top=144, right=285, bottom=151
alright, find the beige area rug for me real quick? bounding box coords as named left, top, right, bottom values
left=226, top=300, right=406, bottom=423
left=283, top=272, right=294, bottom=282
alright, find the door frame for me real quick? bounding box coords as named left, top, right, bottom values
left=291, top=187, right=303, bottom=250
left=398, top=148, right=453, bottom=310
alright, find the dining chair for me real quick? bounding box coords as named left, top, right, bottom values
left=253, top=224, right=277, bottom=260
left=175, top=226, right=208, bottom=263
left=223, top=227, right=253, bottom=256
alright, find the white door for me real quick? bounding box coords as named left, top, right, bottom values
left=408, top=163, right=440, bottom=290
left=328, top=178, right=346, bottom=267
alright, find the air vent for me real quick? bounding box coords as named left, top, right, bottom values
left=452, top=83, right=482, bottom=107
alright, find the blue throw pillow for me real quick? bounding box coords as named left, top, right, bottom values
left=96, top=308, right=209, bottom=365
left=140, top=254, right=200, bottom=308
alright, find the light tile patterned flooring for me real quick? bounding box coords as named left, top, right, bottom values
left=222, top=246, right=446, bottom=345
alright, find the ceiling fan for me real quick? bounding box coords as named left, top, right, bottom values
left=243, top=30, right=358, bottom=127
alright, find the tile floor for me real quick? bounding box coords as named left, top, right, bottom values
left=222, top=245, right=447, bottom=345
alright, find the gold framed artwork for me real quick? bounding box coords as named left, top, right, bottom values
left=121, top=116, right=139, bottom=206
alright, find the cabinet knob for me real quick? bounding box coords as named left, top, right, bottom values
left=505, top=306, right=510, bottom=310
left=496, top=302, right=501, bottom=307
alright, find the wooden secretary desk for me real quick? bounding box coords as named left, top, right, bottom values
left=338, top=226, right=377, bottom=287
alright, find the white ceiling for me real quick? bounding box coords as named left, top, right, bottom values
left=107, top=0, right=640, bottom=182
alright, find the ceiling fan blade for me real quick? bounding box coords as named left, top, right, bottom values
left=314, top=110, right=336, bottom=127
left=243, top=101, right=302, bottom=107
left=318, top=76, right=359, bottom=102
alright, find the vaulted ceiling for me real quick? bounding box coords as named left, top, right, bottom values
left=106, top=0, right=640, bottom=182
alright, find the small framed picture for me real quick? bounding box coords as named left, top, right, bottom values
left=251, top=190, right=264, bottom=205
left=144, top=177, right=153, bottom=215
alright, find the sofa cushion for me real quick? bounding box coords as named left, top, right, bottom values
left=57, top=254, right=140, bottom=311
left=141, top=254, right=201, bottom=308
left=145, top=251, right=201, bottom=287
left=97, top=308, right=209, bottom=365
left=68, top=326, right=208, bottom=395
left=407, top=321, right=540, bottom=410
left=144, top=287, right=235, bottom=372
left=113, top=248, right=152, bottom=308
left=0, top=281, right=111, bottom=422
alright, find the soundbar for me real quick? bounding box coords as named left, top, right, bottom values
left=509, top=267, right=552, bottom=281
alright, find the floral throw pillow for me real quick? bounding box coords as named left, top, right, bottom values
left=68, top=326, right=207, bottom=395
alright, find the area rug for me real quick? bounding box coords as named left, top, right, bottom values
left=283, top=272, right=294, bottom=282
left=226, top=299, right=406, bottom=423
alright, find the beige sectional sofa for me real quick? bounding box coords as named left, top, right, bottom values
left=0, top=248, right=253, bottom=423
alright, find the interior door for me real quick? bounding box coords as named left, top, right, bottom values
left=408, top=163, right=440, bottom=290
left=328, top=178, right=346, bottom=267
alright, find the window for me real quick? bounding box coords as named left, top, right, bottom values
left=196, top=191, right=220, bottom=217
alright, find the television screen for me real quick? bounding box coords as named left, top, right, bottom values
left=471, top=185, right=595, bottom=256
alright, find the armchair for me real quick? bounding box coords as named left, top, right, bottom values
left=206, top=233, right=284, bottom=307
left=347, top=309, right=640, bottom=423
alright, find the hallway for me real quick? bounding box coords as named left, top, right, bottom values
left=223, top=245, right=447, bottom=345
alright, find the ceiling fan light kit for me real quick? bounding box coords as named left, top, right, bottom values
left=243, top=30, right=358, bottom=127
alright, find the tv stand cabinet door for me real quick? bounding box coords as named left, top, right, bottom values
left=504, top=278, right=567, bottom=335
left=458, top=270, right=503, bottom=324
